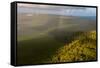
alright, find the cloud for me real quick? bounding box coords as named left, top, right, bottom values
left=17, top=3, right=50, bottom=8
left=17, top=3, right=96, bottom=16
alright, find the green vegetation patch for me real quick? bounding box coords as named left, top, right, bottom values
left=50, top=31, right=96, bottom=63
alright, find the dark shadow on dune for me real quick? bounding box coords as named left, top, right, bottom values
left=17, top=34, right=65, bottom=65
left=17, top=29, right=85, bottom=65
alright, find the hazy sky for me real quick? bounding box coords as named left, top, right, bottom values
left=17, top=3, right=96, bottom=16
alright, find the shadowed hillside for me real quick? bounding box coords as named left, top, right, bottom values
left=17, top=31, right=96, bottom=65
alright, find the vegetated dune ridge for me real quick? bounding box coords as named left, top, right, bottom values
left=50, top=31, right=96, bottom=63
left=17, top=14, right=96, bottom=65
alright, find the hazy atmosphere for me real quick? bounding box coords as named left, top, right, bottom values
left=17, top=3, right=96, bottom=65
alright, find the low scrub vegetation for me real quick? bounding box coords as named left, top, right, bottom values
left=50, top=31, right=96, bottom=62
